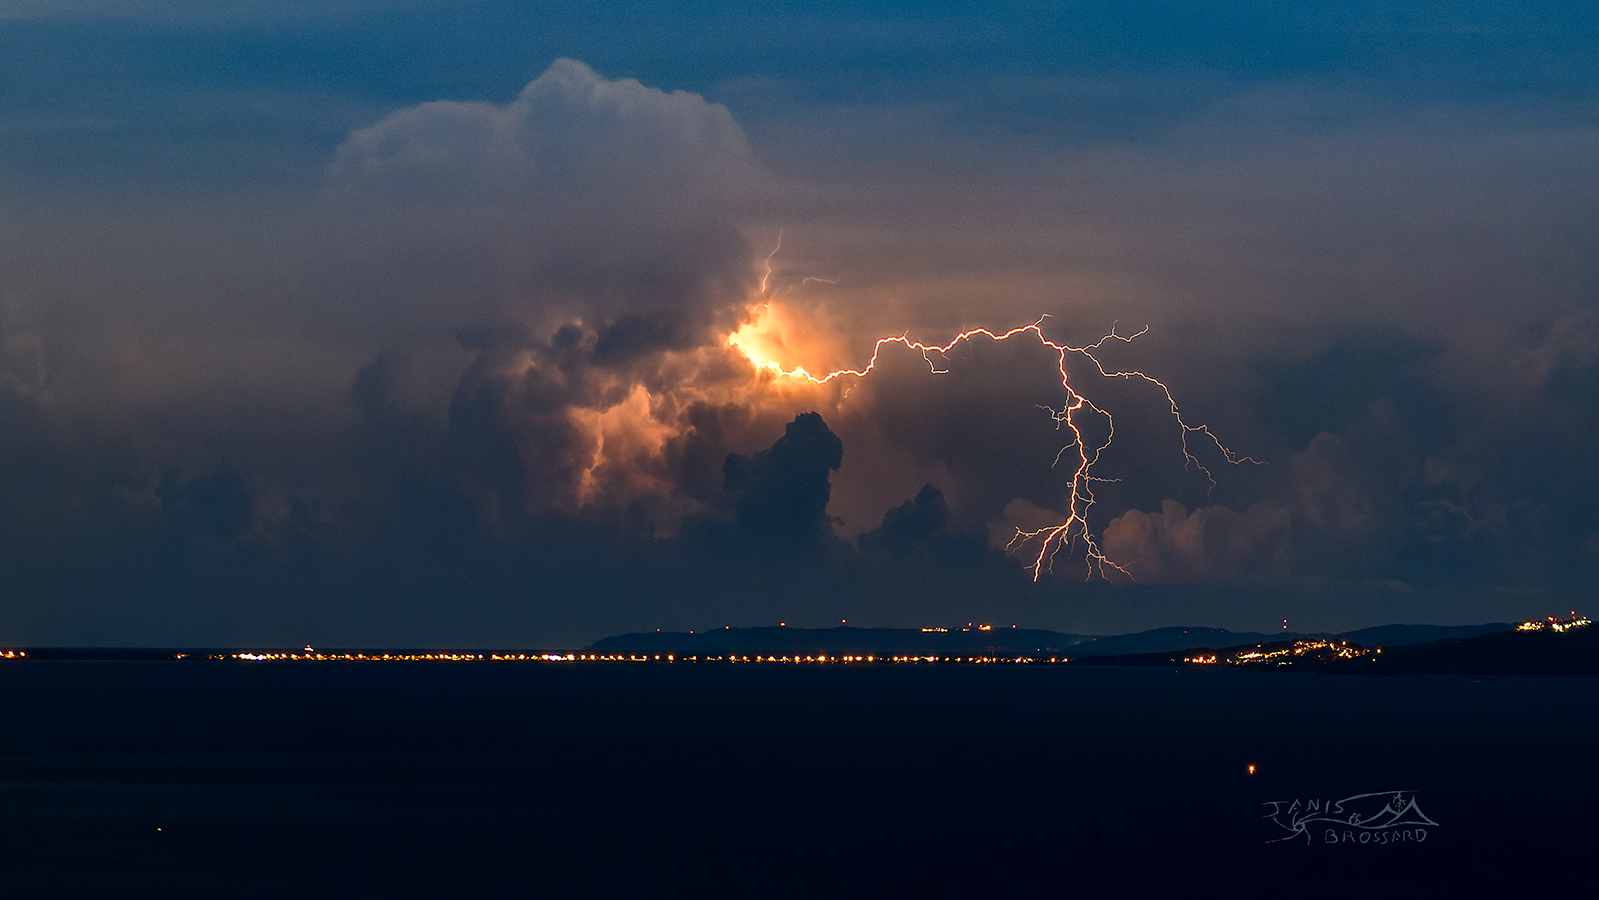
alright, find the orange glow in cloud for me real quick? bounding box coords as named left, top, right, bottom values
left=726, top=302, right=846, bottom=383
left=571, top=384, right=675, bottom=507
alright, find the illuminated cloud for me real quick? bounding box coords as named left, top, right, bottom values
left=321, top=59, right=793, bottom=528
left=1103, top=499, right=1291, bottom=584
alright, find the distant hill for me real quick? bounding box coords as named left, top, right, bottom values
left=1068, top=627, right=1295, bottom=656
left=1065, top=623, right=1514, bottom=657
left=1365, top=624, right=1599, bottom=676
left=587, top=626, right=1094, bottom=658
left=586, top=622, right=1518, bottom=659
left=1337, top=622, right=1517, bottom=647
left=1047, top=624, right=1595, bottom=676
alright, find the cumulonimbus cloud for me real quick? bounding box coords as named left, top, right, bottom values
left=326, top=59, right=804, bottom=530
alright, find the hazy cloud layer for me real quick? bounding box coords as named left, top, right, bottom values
left=321, top=57, right=761, bottom=344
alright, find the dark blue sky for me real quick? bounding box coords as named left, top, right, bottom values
left=1, top=2, right=1597, bottom=645
left=4, top=1, right=1595, bottom=192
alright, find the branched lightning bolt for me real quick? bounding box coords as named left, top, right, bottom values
left=740, top=236, right=1258, bottom=582
left=733, top=316, right=1259, bottom=582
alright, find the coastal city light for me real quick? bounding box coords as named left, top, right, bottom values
left=210, top=651, right=1057, bottom=665
left=6, top=616, right=1574, bottom=669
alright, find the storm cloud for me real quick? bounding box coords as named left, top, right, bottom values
left=1, top=4, right=1597, bottom=646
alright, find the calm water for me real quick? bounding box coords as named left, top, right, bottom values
left=0, top=662, right=1592, bottom=897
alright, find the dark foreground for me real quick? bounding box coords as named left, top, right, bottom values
left=0, top=662, right=1592, bottom=898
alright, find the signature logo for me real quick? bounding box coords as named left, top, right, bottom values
left=1263, top=791, right=1439, bottom=845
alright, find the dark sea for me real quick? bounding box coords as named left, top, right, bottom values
left=0, top=661, right=1591, bottom=897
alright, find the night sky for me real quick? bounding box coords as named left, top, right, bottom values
left=2, top=2, right=1597, bottom=647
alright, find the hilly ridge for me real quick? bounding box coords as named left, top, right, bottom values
left=587, top=622, right=1515, bottom=658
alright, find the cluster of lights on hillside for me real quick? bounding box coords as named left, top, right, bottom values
left=1185, top=640, right=1378, bottom=666
left=1518, top=612, right=1590, bottom=633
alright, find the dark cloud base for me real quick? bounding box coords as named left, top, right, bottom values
left=4, top=348, right=1590, bottom=648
